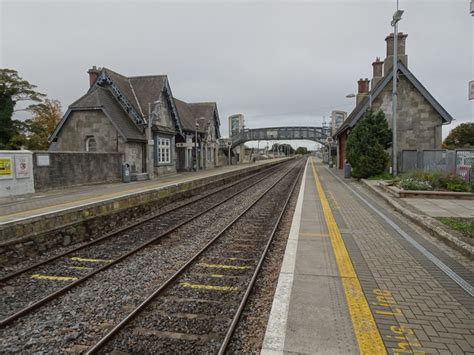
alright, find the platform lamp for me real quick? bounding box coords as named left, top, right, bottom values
left=147, top=100, right=161, bottom=180
left=391, top=7, right=404, bottom=176
left=195, top=117, right=205, bottom=171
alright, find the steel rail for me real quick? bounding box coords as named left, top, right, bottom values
left=218, top=163, right=303, bottom=354
left=86, top=160, right=303, bottom=354
left=0, top=162, right=284, bottom=284
left=0, top=162, right=293, bottom=328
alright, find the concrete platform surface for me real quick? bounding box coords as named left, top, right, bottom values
left=262, top=158, right=474, bottom=354
left=0, top=159, right=286, bottom=225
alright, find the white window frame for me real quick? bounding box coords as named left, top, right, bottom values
left=157, top=137, right=171, bottom=164
left=85, top=136, right=97, bottom=152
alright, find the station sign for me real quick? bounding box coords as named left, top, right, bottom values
left=176, top=142, right=198, bottom=148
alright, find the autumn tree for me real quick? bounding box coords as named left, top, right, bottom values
left=443, top=123, right=474, bottom=149
left=24, top=99, right=62, bottom=150
left=0, top=68, right=45, bottom=149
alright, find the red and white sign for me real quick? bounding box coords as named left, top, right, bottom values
left=15, top=155, right=30, bottom=178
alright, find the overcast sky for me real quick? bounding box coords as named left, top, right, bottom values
left=1, top=0, right=472, bottom=149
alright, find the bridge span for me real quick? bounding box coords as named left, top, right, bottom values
left=229, top=126, right=330, bottom=148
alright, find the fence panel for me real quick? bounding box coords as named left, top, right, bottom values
left=455, top=150, right=474, bottom=183
left=422, top=150, right=447, bottom=172
left=401, top=150, right=418, bottom=172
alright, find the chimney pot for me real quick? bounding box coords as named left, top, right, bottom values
left=87, top=66, right=101, bottom=87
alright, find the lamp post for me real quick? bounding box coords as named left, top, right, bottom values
left=194, top=117, right=205, bottom=171
left=346, top=92, right=372, bottom=107
left=391, top=8, right=404, bottom=176
left=147, top=100, right=161, bottom=180
left=227, top=140, right=232, bottom=165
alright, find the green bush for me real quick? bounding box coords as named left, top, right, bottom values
left=346, top=110, right=391, bottom=178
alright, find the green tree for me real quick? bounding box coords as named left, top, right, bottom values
left=443, top=123, right=474, bottom=149
left=24, top=99, right=62, bottom=150
left=0, top=69, right=45, bottom=149
left=346, top=110, right=391, bottom=178
left=295, top=146, right=308, bottom=155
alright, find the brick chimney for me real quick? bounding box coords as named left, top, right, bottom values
left=384, top=32, right=408, bottom=75
left=87, top=66, right=101, bottom=87
left=357, top=78, right=370, bottom=105
left=371, top=57, right=384, bottom=89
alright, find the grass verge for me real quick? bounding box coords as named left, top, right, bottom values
left=436, top=217, right=474, bottom=239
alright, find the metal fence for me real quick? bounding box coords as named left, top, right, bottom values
left=400, top=149, right=473, bottom=183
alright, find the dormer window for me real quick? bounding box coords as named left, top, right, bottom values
left=86, top=136, right=97, bottom=152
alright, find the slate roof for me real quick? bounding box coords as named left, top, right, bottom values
left=188, top=102, right=221, bottom=138
left=174, top=98, right=199, bottom=132
left=334, top=61, right=454, bottom=138
left=52, top=87, right=146, bottom=142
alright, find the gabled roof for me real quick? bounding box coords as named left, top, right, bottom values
left=50, top=87, right=146, bottom=142
left=188, top=102, right=221, bottom=138
left=334, top=61, right=454, bottom=138
left=173, top=99, right=221, bottom=137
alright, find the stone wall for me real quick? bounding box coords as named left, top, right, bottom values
left=372, top=76, right=444, bottom=151
left=33, top=151, right=124, bottom=191
left=50, top=110, right=122, bottom=152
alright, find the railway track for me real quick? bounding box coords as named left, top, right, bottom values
left=0, top=160, right=294, bottom=328
left=86, top=159, right=304, bottom=354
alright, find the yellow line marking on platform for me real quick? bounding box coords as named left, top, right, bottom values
left=180, top=282, right=239, bottom=292
left=299, top=232, right=329, bottom=237
left=311, top=159, right=386, bottom=354
left=31, top=274, right=79, bottom=281
left=197, top=262, right=251, bottom=270
left=67, top=266, right=92, bottom=270
left=210, top=274, right=224, bottom=278
left=70, top=257, right=112, bottom=263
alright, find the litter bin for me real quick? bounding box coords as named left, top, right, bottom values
left=344, top=161, right=351, bottom=178
left=122, top=163, right=131, bottom=183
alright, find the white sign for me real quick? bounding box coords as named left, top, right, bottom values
left=469, top=80, right=474, bottom=100
left=36, top=154, right=50, bottom=167
left=176, top=142, right=198, bottom=148
left=15, top=155, right=30, bottom=178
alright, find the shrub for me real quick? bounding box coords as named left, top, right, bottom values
left=346, top=110, right=391, bottom=178
left=399, top=177, right=433, bottom=191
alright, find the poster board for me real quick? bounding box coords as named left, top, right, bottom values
left=0, top=156, right=13, bottom=180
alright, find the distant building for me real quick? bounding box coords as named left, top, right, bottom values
left=333, top=33, right=453, bottom=169
left=330, top=110, right=347, bottom=136
left=228, top=114, right=245, bottom=137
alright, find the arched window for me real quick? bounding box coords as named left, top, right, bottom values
left=86, top=136, right=97, bottom=152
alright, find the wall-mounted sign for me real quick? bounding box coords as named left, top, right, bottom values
left=0, top=157, right=13, bottom=179
left=176, top=142, right=198, bottom=148
left=469, top=80, right=474, bottom=100
left=36, top=154, right=50, bottom=167
left=15, top=155, right=30, bottom=178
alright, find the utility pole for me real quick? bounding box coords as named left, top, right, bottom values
left=391, top=5, right=404, bottom=176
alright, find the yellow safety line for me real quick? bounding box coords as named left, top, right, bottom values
left=197, top=262, right=251, bottom=270
left=70, top=257, right=112, bottom=263
left=31, top=274, right=79, bottom=281
left=180, top=282, right=239, bottom=292
left=210, top=274, right=224, bottom=278
left=310, top=159, right=386, bottom=354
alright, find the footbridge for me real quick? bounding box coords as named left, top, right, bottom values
left=229, top=126, right=331, bottom=148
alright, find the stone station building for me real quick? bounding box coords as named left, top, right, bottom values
left=49, top=67, right=221, bottom=177
left=334, top=33, right=453, bottom=169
